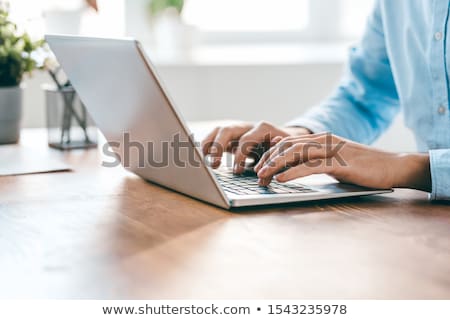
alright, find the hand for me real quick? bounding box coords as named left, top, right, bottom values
left=201, top=121, right=311, bottom=174
left=254, top=133, right=431, bottom=191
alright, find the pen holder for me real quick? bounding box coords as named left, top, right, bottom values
left=44, top=85, right=97, bottom=150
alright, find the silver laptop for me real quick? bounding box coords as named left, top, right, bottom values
left=46, top=35, right=391, bottom=209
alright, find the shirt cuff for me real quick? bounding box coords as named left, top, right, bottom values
left=429, top=149, right=450, bottom=201
left=284, top=117, right=332, bottom=134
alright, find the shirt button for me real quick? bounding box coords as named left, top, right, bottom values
left=434, top=32, right=443, bottom=40
left=438, top=105, right=446, bottom=115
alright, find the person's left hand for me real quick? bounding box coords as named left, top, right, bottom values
left=254, top=133, right=431, bottom=191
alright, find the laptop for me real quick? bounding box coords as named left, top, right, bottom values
left=45, top=35, right=392, bottom=209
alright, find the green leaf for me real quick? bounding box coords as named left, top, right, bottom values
left=0, top=9, right=45, bottom=86
left=149, top=0, right=184, bottom=16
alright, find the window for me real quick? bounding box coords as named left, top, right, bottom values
left=183, top=0, right=309, bottom=32
left=6, top=0, right=125, bottom=38
left=182, top=0, right=375, bottom=43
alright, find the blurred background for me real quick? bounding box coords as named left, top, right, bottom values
left=8, top=0, right=415, bottom=151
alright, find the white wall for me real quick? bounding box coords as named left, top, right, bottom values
left=22, top=61, right=416, bottom=152
left=157, top=64, right=342, bottom=123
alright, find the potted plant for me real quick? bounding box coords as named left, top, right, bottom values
left=0, top=8, right=45, bottom=144
left=149, top=0, right=184, bottom=16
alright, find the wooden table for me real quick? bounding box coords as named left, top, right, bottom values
left=0, top=129, right=449, bottom=299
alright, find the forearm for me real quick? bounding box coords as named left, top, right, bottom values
left=281, top=127, right=434, bottom=193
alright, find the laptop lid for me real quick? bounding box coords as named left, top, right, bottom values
left=45, top=35, right=230, bottom=209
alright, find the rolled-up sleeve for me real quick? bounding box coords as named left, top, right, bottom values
left=429, top=149, right=450, bottom=201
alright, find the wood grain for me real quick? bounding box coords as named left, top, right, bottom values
left=0, top=129, right=449, bottom=299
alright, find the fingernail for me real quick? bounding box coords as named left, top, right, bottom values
left=233, top=163, right=238, bottom=173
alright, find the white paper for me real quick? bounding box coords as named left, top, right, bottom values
left=0, top=145, right=70, bottom=176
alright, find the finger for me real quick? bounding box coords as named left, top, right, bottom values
left=233, top=122, right=294, bottom=174
left=257, top=176, right=273, bottom=187
left=209, top=128, right=236, bottom=168
left=274, top=158, right=333, bottom=182
left=262, top=139, right=298, bottom=167
left=253, top=136, right=283, bottom=172
left=274, top=132, right=335, bottom=146
left=257, top=145, right=303, bottom=179
left=226, top=139, right=240, bottom=153
left=282, top=133, right=334, bottom=147
left=258, top=142, right=332, bottom=179
left=254, top=132, right=331, bottom=172
left=202, top=125, right=256, bottom=156
left=233, top=135, right=260, bottom=174
left=201, top=127, right=220, bottom=155
left=233, top=126, right=272, bottom=174
left=254, top=138, right=292, bottom=173
left=271, top=136, right=284, bottom=146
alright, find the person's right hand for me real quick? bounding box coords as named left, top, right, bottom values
left=201, top=121, right=311, bottom=174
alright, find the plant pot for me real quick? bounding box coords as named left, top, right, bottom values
left=0, top=86, right=22, bottom=145
left=152, top=9, right=196, bottom=59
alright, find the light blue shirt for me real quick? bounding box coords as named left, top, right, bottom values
left=288, top=0, right=450, bottom=200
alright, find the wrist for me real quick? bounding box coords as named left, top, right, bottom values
left=393, top=153, right=431, bottom=192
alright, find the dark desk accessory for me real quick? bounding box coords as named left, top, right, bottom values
left=44, top=64, right=97, bottom=150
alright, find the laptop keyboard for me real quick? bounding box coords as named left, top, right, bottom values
left=215, top=170, right=317, bottom=196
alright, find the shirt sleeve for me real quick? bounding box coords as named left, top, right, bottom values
left=286, top=0, right=400, bottom=145
left=429, top=149, right=450, bottom=201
